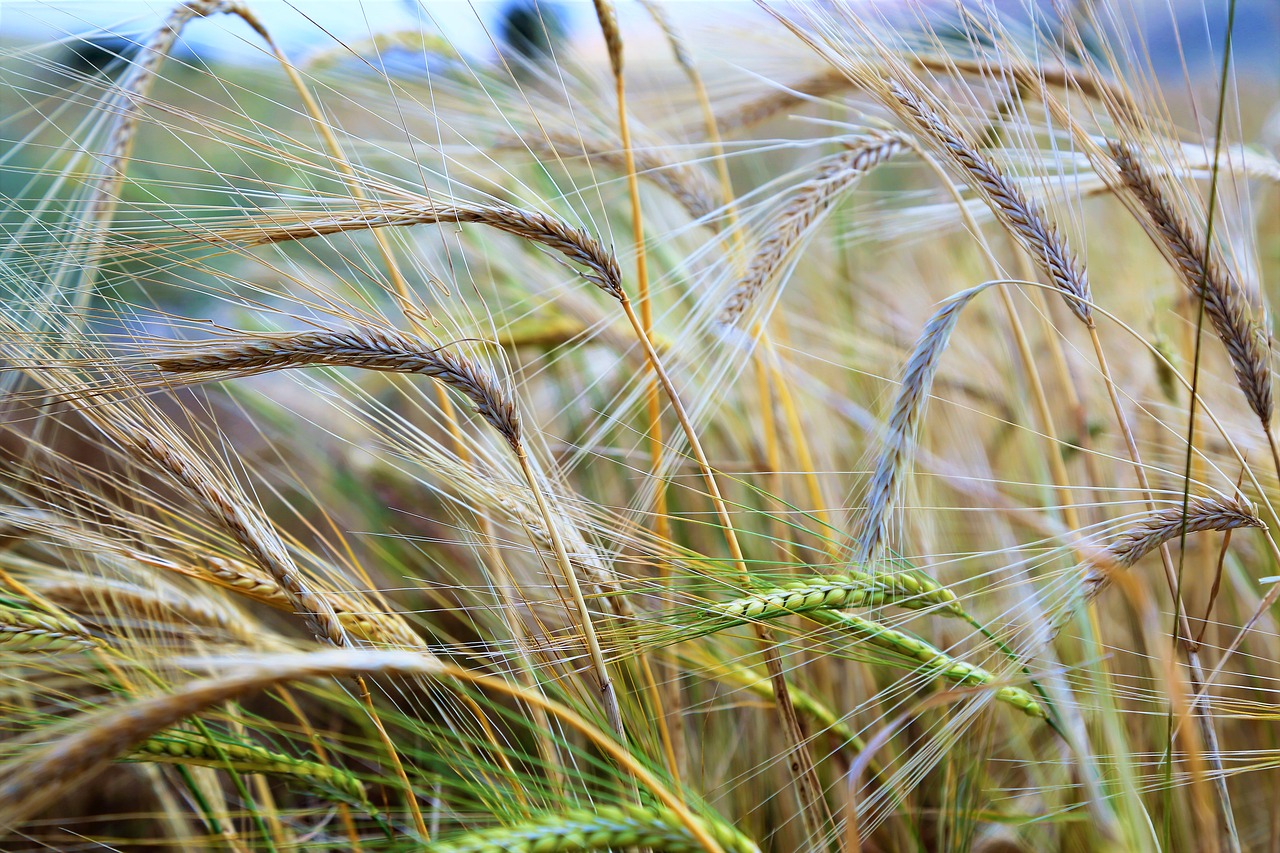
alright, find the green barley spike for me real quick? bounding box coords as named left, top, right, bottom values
left=423, top=805, right=760, bottom=853
left=715, top=571, right=963, bottom=626
left=808, top=609, right=1044, bottom=718
left=125, top=730, right=369, bottom=806
left=0, top=605, right=99, bottom=651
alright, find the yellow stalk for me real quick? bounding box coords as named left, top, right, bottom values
left=515, top=450, right=625, bottom=740
left=617, top=297, right=833, bottom=839
left=595, top=0, right=684, bottom=784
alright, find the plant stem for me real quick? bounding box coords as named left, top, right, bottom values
left=1088, top=324, right=1240, bottom=853
left=618, top=296, right=833, bottom=842
left=515, top=450, right=626, bottom=741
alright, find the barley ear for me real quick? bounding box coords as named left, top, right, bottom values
left=592, top=0, right=624, bottom=80
left=1109, top=140, right=1272, bottom=428
left=719, top=132, right=907, bottom=327
left=885, top=79, right=1092, bottom=326
left=857, top=282, right=993, bottom=564
left=812, top=610, right=1045, bottom=719
left=147, top=327, right=522, bottom=451
left=423, top=804, right=759, bottom=853
left=1081, top=496, right=1264, bottom=603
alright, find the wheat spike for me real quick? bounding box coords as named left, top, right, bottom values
left=34, top=577, right=261, bottom=647
left=811, top=610, right=1044, bottom=719
left=124, top=430, right=352, bottom=648
left=148, top=327, right=521, bottom=450
left=592, top=0, right=624, bottom=80
left=126, top=730, right=369, bottom=805
left=857, top=284, right=986, bottom=564
left=1109, top=140, right=1272, bottom=428
left=718, top=68, right=854, bottom=134
left=719, top=132, right=906, bottom=327
left=639, top=1, right=694, bottom=76
left=138, top=325, right=620, bottom=734
left=0, top=604, right=100, bottom=651
left=80, top=0, right=239, bottom=234
left=193, top=198, right=624, bottom=300
left=719, top=58, right=1121, bottom=136
left=1082, top=496, right=1264, bottom=602
left=302, top=29, right=460, bottom=69
left=886, top=80, right=1092, bottom=325
left=707, top=571, right=963, bottom=628
left=197, top=557, right=422, bottom=648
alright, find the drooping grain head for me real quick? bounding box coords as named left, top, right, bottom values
left=1109, top=140, right=1273, bottom=429
left=1081, top=496, right=1264, bottom=602
left=719, top=132, right=907, bottom=328
left=886, top=80, right=1093, bottom=326
left=149, top=326, right=522, bottom=451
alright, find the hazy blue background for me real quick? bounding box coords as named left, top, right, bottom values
left=4, top=1, right=1277, bottom=81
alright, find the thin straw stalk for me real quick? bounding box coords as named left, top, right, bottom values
left=591, top=0, right=677, bottom=766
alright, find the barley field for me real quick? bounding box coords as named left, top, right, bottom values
left=1, top=1, right=1278, bottom=850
